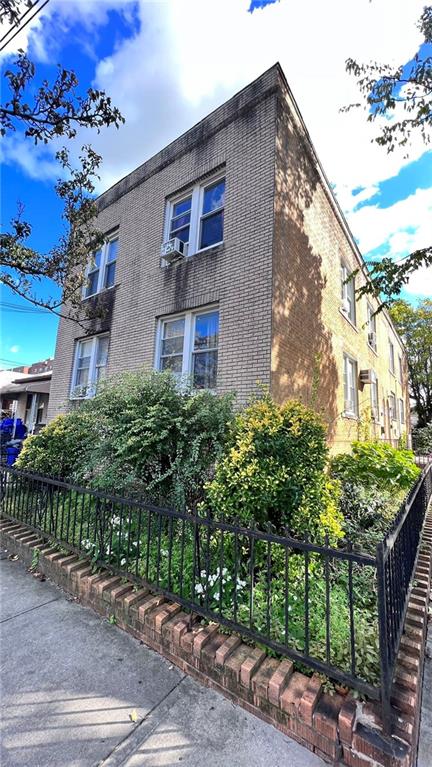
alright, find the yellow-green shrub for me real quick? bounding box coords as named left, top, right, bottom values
left=204, top=396, right=343, bottom=543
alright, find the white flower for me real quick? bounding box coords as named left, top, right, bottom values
left=160, top=549, right=168, bottom=556
left=111, top=516, right=121, bottom=527
left=237, top=579, right=246, bottom=588
left=120, top=557, right=126, bottom=566
left=222, top=568, right=228, bottom=576
left=195, top=584, right=204, bottom=595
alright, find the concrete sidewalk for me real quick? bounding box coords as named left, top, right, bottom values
left=0, top=553, right=324, bottom=767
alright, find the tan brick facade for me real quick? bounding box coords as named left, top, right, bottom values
left=48, top=64, right=410, bottom=453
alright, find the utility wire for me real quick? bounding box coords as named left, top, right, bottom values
left=0, top=0, right=49, bottom=52
left=0, top=0, right=40, bottom=45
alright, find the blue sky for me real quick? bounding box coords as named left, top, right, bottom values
left=1, top=0, right=431, bottom=369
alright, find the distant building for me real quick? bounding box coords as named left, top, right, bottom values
left=0, top=369, right=52, bottom=433
left=48, top=64, right=409, bottom=452
left=12, top=357, right=54, bottom=375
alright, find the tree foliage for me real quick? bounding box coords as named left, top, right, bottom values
left=389, top=299, right=432, bottom=427
left=0, top=27, right=124, bottom=318
left=345, top=6, right=432, bottom=303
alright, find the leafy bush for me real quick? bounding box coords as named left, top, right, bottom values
left=412, top=424, right=432, bottom=455
left=330, top=441, right=420, bottom=491
left=204, top=396, right=343, bottom=542
left=16, top=411, right=94, bottom=479
left=338, top=481, right=405, bottom=554
left=18, top=371, right=234, bottom=508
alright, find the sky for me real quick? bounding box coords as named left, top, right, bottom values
left=0, top=0, right=431, bottom=369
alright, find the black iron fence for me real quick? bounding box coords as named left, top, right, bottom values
left=1, top=463, right=431, bottom=732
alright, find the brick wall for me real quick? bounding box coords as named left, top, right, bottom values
left=48, top=68, right=278, bottom=419
left=271, top=71, right=410, bottom=451
left=48, top=63, right=410, bottom=454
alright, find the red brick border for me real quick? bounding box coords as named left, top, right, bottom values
left=1, top=510, right=431, bottom=767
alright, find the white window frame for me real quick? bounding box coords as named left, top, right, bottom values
left=163, top=173, right=225, bottom=259
left=340, top=262, right=356, bottom=326
left=82, top=233, right=119, bottom=299
left=154, top=305, right=219, bottom=390
left=343, top=353, right=359, bottom=417
left=399, top=397, right=405, bottom=425
left=370, top=371, right=379, bottom=421
left=398, top=355, right=403, bottom=383
left=70, top=333, right=110, bottom=399
left=389, top=339, right=395, bottom=376
left=367, top=303, right=377, bottom=352
left=388, top=392, right=397, bottom=421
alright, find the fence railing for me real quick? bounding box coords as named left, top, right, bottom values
left=414, top=454, right=432, bottom=468
left=1, top=463, right=431, bottom=733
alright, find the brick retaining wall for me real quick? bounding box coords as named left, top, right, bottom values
left=1, top=511, right=431, bottom=767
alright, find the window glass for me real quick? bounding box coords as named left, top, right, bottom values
left=202, top=180, right=225, bottom=215
left=370, top=373, right=379, bottom=418
left=170, top=197, right=192, bottom=244
left=104, top=239, right=118, bottom=289
left=341, top=263, right=356, bottom=325
left=199, top=179, right=225, bottom=249
left=399, top=398, right=405, bottom=424
left=95, top=336, right=109, bottom=381
left=160, top=318, right=185, bottom=375
left=192, top=311, right=219, bottom=389
left=398, top=356, right=403, bottom=382
left=200, top=212, right=224, bottom=250
left=367, top=304, right=377, bottom=350
left=76, top=339, right=92, bottom=386
left=343, top=355, right=358, bottom=414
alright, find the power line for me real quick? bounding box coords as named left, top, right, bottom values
left=0, top=0, right=40, bottom=45
left=0, top=0, right=49, bottom=52
left=1, top=301, right=52, bottom=315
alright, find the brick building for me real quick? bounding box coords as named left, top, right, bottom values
left=48, top=64, right=409, bottom=452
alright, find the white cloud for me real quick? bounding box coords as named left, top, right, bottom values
left=9, top=345, right=20, bottom=354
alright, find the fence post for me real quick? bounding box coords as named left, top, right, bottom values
left=376, top=541, right=391, bottom=735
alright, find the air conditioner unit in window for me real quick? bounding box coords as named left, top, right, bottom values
left=368, top=331, right=376, bottom=348
left=359, top=369, right=374, bottom=385
left=160, top=237, right=186, bottom=266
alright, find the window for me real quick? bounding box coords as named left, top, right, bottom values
left=71, top=334, right=109, bottom=398
left=84, top=235, right=119, bottom=298
left=156, top=308, right=219, bottom=389
left=340, top=263, right=356, bottom=325
left=389, top=339, right=395, bottom=375
left=367, top=304, right=377, bottom=351
left=343, top=354, right=358, bottom=416
left=370, top=371, right=379, bottom=421
left=388, top=392, right=396, bottom=421
left=399, top=398, right=405, bottom=425
left=398, top=355, right=403, bottom=383
left=165, top=175, right=225, bottom=258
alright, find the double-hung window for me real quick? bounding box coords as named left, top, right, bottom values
left=84, top=235, right=119, bottom=298
left=71, top=334, right=109, bottom=398
left=389, top=339, right=395, bottom=375
left=398, top=355, right=403, bottom=383
left=340, top=263, right=356, bottom=326
left=370, top=371, right=379, bottom=421
left=367, top=303, right=377, bottom=351
left=343, top=354, right=358, bottom=416
left=165, top=175, right=225, bottom=258
left=388, top=392, right=396, bottom=421
left=399, top=398, right=405, bottom=425
left=157, top=308, right=219, bottom=389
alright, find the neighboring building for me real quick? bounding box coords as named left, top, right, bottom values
left=48, top=64, right=410, bottom=452
left=11, top=357, right=54, bottom=375
left=0, top=370, right=52, bottom=433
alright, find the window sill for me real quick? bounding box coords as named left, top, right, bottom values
left=342, top=411, right=359, bottom=421
left=160, top=242, right=224, bottom=269
left=367, top=343, right=378, bottom=356
left=339, top=309, right=358, bottom=332
left=81, top=284, right=118, bottom=302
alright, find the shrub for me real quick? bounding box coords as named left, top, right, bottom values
left=16, top=411, right=94, bottom=479
left=204, top=395, right=343, bottom=542
left=338, top=481, right=404, bottom=554
left=17, top=371, right=234, bottom=509
left=412, top=424, right=432, bottom=455
left=330, top=441, right=420, bottom=491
